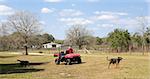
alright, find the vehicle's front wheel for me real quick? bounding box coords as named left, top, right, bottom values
left=55, top=59, right=60, bottom=65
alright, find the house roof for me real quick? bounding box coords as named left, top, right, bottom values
left=43, top=42, right=61, bottom=45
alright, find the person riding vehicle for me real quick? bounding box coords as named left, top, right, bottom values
left=66, top=46, right=73, bottom=54
left=54, top=46, right=81, bottom=65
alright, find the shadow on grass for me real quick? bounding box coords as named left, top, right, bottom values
left=59, top=62, right=86, bottom=65
left=29, top=62, right=50, bottom=65
left=0, top=61, right=49, bottom=74
left=71, top=62, right=86, bottom=65
left=0, top=55, right=18, bottom=58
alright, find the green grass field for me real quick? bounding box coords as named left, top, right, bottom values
left=0, top=52, right=150, bottom=79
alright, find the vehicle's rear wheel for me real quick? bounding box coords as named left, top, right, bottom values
left=65, top=59, right=72, bottom=65
left=77, top=57, right=82, bottom=64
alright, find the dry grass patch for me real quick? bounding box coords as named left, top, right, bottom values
left=0, top=52, right=149, bottom=79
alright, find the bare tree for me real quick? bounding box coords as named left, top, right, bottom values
left=0, top=22, right=10, bottom=50
left=7, top=11, right=41, bottom=55
left=137, top=16, right=149, bottom=55
left=0, top=22, right=9, bottom=36
left=65, top=25, right=93, bottom=49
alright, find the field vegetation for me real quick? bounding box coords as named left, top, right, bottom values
left=0, top=52, right=149, bottom=79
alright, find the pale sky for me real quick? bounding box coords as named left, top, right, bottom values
left=0, top=0, right=149, bottom=39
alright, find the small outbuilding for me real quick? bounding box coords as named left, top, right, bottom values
left=43, top=42, right=61, bottom=48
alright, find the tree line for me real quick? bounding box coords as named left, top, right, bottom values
left=66, top=25, right=150, bottom=54
left=0, top=10, right=149, bottom=55
left=0, top=32, right=55, bottom=50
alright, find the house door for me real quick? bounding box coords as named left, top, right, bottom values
left=52, top=44, right=56, bottom=48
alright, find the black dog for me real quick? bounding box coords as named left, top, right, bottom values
left=17, top=59, right=29, bottom=67
left=106, top=57, right=123, bottom=68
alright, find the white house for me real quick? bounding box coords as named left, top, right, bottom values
left=43, top=42, right=61, bottom=48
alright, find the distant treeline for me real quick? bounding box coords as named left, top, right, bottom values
left=0, top=32, right=57, bottom=50
left=0, top=11, right=149, bottom=55
left=64, top=25, right=150, bottom=54
left=1, top=27, right=150, bottom=54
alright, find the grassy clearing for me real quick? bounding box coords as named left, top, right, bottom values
left=0, top=52, right=150, bottom=79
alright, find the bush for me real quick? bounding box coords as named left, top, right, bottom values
left=39, top=51, right=43, bottom=53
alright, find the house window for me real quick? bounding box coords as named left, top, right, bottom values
left=52, top=44, right=56, bottom=48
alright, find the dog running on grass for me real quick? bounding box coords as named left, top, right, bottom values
left=106, top=57, right=123, bottom=68
left=17, top=59, right=29, bottom=67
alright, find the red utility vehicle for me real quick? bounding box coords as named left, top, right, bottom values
left=54, top=53, right=82, bottom=65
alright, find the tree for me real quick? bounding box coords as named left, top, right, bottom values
left=143, top=27, right=150, bottom=52
left=8, top=32, right=24, bottom=50
left=96, top=37, right=103, bottom=45
left=137, top=16, right=149, bottom=55
left=55, top=40, right=64, bottom=44
left=42, top=33, right=55, bottom=43
left=131, top=32, right=143, bottom=51
left=107, top=29, right=131, bottom=52
left=0, top=22, right=10, bottom=50
left=28, top=34, right=45, bottom=48
left=0, top=22, right=9, bottom=36
left=65, top=25, right=93, bottom=49
left=7, top=11, right=41, bottom=55
left=83, top=36, right=96, bottom=49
